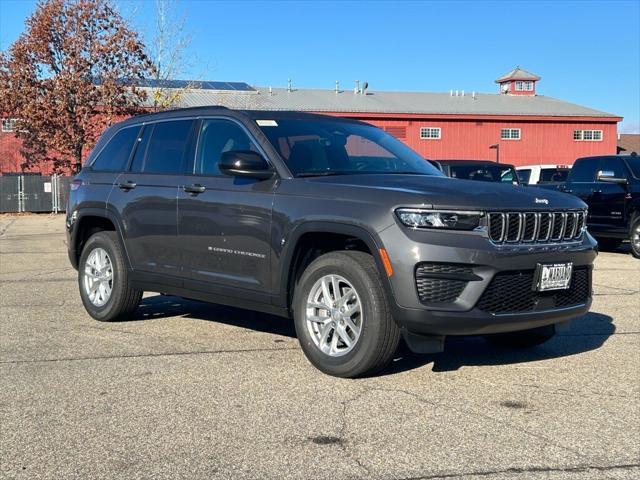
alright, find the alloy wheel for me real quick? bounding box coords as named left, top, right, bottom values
left=83, top=247, right=113, bottom=307
left=305, top=274, right=363, bottom=357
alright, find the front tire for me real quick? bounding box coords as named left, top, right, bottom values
left=293, top=251, right=400, bottom=378
left=630, top=215, right=640, bottom=259
left=485, top=324, right=556, bottom=348
left=78, top=231, right=142, bottom=321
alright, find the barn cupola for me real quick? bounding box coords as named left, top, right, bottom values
left=495, top=67, right=541, bottom=96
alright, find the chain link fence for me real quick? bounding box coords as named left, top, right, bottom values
left=0, top=174, right=71, bottom=213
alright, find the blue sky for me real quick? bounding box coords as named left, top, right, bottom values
left=1, top=0, right=639, bottom=131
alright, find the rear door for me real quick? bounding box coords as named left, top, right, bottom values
left=108, top=119, right=197, bottom=282
left=177, top=117, right=277, bottom=298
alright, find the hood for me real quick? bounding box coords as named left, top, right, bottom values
left=302, top=174, right=586, bottom=211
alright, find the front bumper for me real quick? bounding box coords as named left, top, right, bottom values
left=379, top=225, right=597, bottom=336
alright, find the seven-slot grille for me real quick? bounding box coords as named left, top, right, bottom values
left=487, top=211, right=586, bottom=244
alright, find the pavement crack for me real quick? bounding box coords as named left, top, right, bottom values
left=0, top=218, right=16, bottom=236
left=396, top=462, right=640, bottom=479
left=0, top=346, right=299, bottom=365
left=362, top=387, right=592, bottom=462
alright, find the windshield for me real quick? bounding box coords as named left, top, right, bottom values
left=256, top=118, right=442, bottom=177
left=448, top=165, right=519, bottom=184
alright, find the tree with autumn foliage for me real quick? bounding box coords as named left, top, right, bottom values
left=0, top=0, right=155, bottom=173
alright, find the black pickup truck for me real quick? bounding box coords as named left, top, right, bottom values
left=539, top=155, right=639, bottom=257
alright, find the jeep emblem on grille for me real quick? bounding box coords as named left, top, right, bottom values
left=535, top=198, right=549, bottom=205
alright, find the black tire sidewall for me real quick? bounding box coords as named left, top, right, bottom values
left=78, top=232, right=128, bottom=321
left=293, top=252, right=390, bottom=377
left=630, top=216, right=640, bottom=259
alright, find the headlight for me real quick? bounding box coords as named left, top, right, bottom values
left=396, top=209, right=484, bottom=230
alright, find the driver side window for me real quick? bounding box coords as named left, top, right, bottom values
left=195, top=119, right=258, bottom=176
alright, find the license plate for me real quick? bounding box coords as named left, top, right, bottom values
left=534, top=262, right=573, bottom=292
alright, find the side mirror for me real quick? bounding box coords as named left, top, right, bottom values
left=596, top=170, right=628, bottom=185
left=220, top=150, right=274, bottom=179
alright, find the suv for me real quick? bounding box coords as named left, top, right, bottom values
left=67, top=108, right=597, bottom=377
left=552, top=155, right=639, bottom=258
left=438, top=160, right=520, bottom=185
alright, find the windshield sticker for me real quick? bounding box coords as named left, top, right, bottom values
left=256, top=120, right=278, bottom=127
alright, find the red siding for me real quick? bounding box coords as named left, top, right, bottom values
left=328, top=114, right=618, bottom=167
left=1, top=111, right=621, bottom=174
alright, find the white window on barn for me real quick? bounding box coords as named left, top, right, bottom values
left=515, top=81, right=524, bottom=91
left=420, top=127, right=441, bottom=140
left=1, top=118, right=17, bottom=133
left=524, top=81, right=534, bottom=91
left=573, top=130, right=603, bottom=141
left=501, top=128, right=521, bottom=140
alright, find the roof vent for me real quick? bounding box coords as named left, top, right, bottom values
left=450, top=90, right=453, bottom=96
left=269, top=86, right=273, bottom=95
left=472, top=91, right=476, bottom=100
left=287, top=78, right=292, bottom=92
left=361, top=81, right=368, bottom=95
left=335, top=80, right=339, bottom=94
left=354, top=80, right=360, bottom=94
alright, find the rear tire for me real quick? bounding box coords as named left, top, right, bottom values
left=630, top=215, right=640, bottom=259
left=78, top=231, right=142, bottom=322
left=485, top=325, right=556, bottom=348
left=293, top=251, right=400, bottom=378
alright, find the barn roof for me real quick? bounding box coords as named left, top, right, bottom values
left=140, top=84, right=620, bottom=119
left=494, top=67, right=541, bottom=83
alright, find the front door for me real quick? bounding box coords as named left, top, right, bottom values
left=588, top=157, right=629, bottom=233
left=177, top=118, right=277, bottom=298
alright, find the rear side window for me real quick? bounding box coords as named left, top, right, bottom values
left=571, top=158, right=599, bottom=182
left=142, top=120, right=196, bottom=174
left=539, top=169, right=569, bottom=183
left=91, top=126, right=140, bottom=172
left=516, top=169, right=531, bottom=184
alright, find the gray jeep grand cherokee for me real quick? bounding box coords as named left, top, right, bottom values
left=66, top=107, right=596, bottom=377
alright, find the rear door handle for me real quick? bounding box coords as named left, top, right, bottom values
left=118, top=181, right=137, bottom=190
left=182, top=184, right=206, bottom=195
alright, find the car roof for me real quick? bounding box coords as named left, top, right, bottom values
left=438, top=160, right=516, bottom=168
left=117, top=106, right=367, bottom=127
left=516, top=164, right=571, bottom=169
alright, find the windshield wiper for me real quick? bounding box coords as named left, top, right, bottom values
left=296, top=171, right=352, bottom=177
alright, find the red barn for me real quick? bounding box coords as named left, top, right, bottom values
left=0, top=68, right=622, bottom=173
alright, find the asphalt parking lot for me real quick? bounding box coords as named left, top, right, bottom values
left=1, top=214, right=638, bottom=480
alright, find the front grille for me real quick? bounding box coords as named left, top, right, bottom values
left=487, top=210, right=586, bottom=244
left=476, top=267, right=590, bottom=314
left=415, top=263, right=474, bottom=304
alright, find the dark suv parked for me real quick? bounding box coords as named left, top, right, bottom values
left=67, top=107, right=597, bottom=377
left=539, top=155, right=639, bottom=258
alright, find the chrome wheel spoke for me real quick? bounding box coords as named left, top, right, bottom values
left=343, top=316, right=360, bottom=336
left=337, top=328, right=353, bottom=348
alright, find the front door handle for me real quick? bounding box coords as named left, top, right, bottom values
left=183, top=184, right=206, bottom=195
left=118, top=180, right=137, bottom=190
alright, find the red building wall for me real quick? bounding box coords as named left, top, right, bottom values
left=1, top=112, right=620, bottom=174
left=329, top=113, right=619, bottom=167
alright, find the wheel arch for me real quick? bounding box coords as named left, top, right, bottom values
left=70, top=209, right=130, bottom=269
left=278, top=221, right=394, bottom=311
